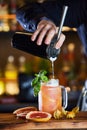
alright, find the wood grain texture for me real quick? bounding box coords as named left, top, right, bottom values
left=0, top=112, right=87, bottom=130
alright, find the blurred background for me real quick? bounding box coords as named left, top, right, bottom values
left=0, top=0, right=87, bottom=112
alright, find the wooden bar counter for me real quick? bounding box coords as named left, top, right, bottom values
left=0, top=112, right=87, bottom=130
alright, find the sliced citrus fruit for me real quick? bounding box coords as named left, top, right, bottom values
left=26, top=111, right=52, bottom=122
left=13, top=106, right=37, bottom=118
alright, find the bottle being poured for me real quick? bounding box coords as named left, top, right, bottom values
left=46, top=6, right=68, bottom=78
left=12, top=6, right=68, bottom=76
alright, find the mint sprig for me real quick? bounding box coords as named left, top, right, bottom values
left=31, top=70, right=49, bottom=96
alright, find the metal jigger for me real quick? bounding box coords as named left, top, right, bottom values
left=46, top=6, right=68, bottom=61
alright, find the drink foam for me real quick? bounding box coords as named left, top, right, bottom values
left=46, top=79, right=59, bottom=87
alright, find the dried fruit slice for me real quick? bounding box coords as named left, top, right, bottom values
left=13, top=106, right=37, bottom=118
left=26, top=111, right=52, bottom=122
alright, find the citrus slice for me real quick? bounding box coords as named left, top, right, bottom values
left=13, top=106, right=37, bottom=118
left=26, top=111, right=52, bottom=122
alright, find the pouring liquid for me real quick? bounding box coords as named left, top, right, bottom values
left=51, top=61, right=55, bottom=79
left=49, top=57, right=57, bottom=79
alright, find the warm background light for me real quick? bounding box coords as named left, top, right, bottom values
left=68, top=43, right=75, bottom=52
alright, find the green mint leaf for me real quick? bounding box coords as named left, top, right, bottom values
left=39, top=70, right=47, bottom=76
left=31, top=70, right=49, bottom=96
left=32, top=77, right=39, bottom=87
left=33, top=82, right=40, bottom=97
left=41, top=75, right=48, bottom=82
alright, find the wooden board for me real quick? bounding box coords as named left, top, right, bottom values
left=0, top=112, right=87, bottom=130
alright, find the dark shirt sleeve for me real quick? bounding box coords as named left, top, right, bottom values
left=16, top=0, right=87, bottom=32
left=16, top=1, right=62, bottom=32
left=77, top=23, right=87, bottom=56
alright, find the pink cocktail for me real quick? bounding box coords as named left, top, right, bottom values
left=38, top=79, right=67, bottom=114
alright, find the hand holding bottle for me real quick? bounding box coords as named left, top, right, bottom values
left=31, top=19, right=65, bottom=49
left=31, top=6, right=68, bottom=60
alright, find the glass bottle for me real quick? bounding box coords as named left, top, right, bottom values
left=4, top=55, right=19, bottom=95
left=0, top=0, right=10, bottom=31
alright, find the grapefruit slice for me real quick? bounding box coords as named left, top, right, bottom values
left=13, top=106, right=37, bottom=118
left=26, top=111, right=52, bottom=122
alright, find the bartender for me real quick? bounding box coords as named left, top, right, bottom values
left=16, top=0, right=87, bottom=56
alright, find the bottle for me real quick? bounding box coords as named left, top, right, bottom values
left=18, top=56, right=26, bottom=73
left=10, top=0, right=16, bottom=14
left=4, top=55, right=19, bottom=95
left=5, top=56, right=18, bottom=79
left=0, top=68, right=5, bottom=95
left=12, top=32, right=60, bottom=60
left=0, top=0, right=10, bottom=32
left=10, top=0, right=17, bottom=31
left=11, top=32, right=49, bottom=59
left=17, top=56, right=37, bottom=102
left=12, top=6, right=68, bottom=59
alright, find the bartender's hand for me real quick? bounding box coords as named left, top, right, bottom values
left=31, top=20, right=65, bottom=49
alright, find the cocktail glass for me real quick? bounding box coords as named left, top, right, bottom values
left=38, top=79, right=68, bottom=114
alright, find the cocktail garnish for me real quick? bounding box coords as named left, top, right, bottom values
left=53, top=106, right=79, bottom=119
left=31, top=70, right=49, bottom=96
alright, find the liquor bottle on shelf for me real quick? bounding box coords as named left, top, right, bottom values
left=18, top=56, right=26, bottom=73
left=4, top=55, right=19, bottom=95
left=10, top=0, right=17, bottom=14
left=0, top=68, right=5, bottom=95
left=17, top=56, right=38, bottom=103
left=0, top=0, right=10, bottom=31
left=10, top=0, right=17, bottom=31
